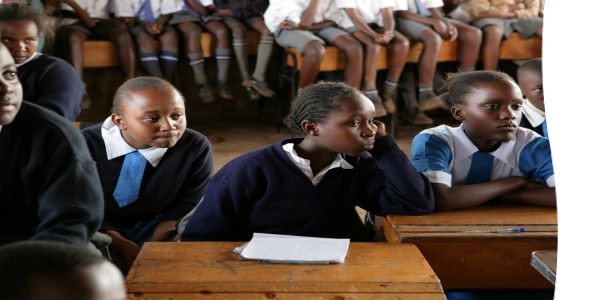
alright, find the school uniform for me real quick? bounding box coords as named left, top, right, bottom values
left=470, top=0, right=543, bottom=39
left=0, top=102, right=103, bottom=246
left=264, top=0, right=348, bottom=54
left=180, top=135, right=435, bottom=242
left=17, top=53, right=84, bottom=121
left=394, top=0, right=466, bottom=40
left=81, top=117, right=213, bottom=244
left=114, top=0, right=181, bottom=35
left=59, top=0, right=125, bottom=39
left=519, top=99, right=547, bottom=137
left=213, top=0, right=268, bottom=20
left=335, top=0, right=396, bottom=31
left=411, top=124, right=554, bottom=188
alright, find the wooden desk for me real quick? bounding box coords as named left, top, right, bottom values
left=382, top=204, right=557, bottom=290
left=126, top=242, right=445, bottom=299
left=531, top=250, right=557, bottom=285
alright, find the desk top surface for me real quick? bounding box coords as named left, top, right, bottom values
left=126, top=242, right=442, bottom=295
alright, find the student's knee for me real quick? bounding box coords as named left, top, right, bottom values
left=339, top=38, right=363, bottom=61
left=483, top=25, right=503, bottom=41
left=260, top=29, right=273, bottom=39
left=420, top=30, right=442, bottom=50
left=364, top=40, right=381, bottom=55
left=66, top=29, right=87, bottom=45
left=303, top=41, right=326, bottom=60
left=136, top=33, right=154, bottom=50
left=229, top=24, right=247, bottom=39
left=212, top=25, right=230, bottom=41
left=159, top=28, right=178, bottom=46
left=460, top=26, right=482, bottom=45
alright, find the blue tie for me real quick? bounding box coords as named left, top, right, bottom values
left=541, top=120, right=548, bottom=138
left=464, top=151, right=494, bottom=184
left=113, top=151, right=147, bottom=207
left=414, top=0, right=431, bottom=17
left=136, top=0, right=156, bottom=23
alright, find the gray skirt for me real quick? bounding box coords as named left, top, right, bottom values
left=472, top=17, right=543, bottom=39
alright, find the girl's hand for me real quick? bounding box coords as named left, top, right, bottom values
left=373, top=119, right=386, bottom=138
left=280, top=21, right=299, bottom=30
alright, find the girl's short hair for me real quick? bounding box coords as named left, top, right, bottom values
left=442, top=70, right=517, bottom=106
left=0, top=3, right=50, bottom=39
left=112, top=76, right=184, bottom=114
left=286, top=81, right=360, bottom=132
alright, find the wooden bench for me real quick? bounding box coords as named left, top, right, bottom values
left=82, top=31, right=262, bottom=68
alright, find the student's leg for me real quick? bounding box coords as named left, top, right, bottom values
left=106, top=23, right=137, bottom=79
left=298, top=40, right=326, bottom=88
left=177, top=21, right=216, bottom=103
left=481, top=25, right=503, bottom=70
left=135, top=29, right=164, bottom=78
left=453, top=22, right=482, bottom=71
left=157, top=27, right=179, bottom=83
left=222, top=18, right=258, bottom=99
left=382, top=32, right=410, bottom=113
left=351, top=31, right=386, bottom=117
left=415, top=29, right=444, bottom=112
left=330, top=34, right=363, bottom=89
left=246, top=18, right=275, bottom=98
left=204, top=20, right=234, bottom=99
left=63, top=26, right=87, bottom=78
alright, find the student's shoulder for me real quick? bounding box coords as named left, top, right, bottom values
left=413, top=124, right=458, bottom=143
left=13, top=102, right=89, bottom=157
left=214, top=139, right=295, bottom=176
left=514, top=127, right=546, bottom=148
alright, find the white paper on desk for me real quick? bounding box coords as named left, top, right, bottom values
left=236, top=233, right=350, bottom=264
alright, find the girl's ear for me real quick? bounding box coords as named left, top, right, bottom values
left=300, top=120, right=319, bottom=136
left=450, top=105, right=465, bottom=122
left=111, top=114, right=126, bottom=130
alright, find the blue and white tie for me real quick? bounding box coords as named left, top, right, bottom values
left=541, top=120, right=548, bottom=138
left=113, top=151, right=147, bottom=207
left=464, top=151, right=494, bottom=184
left=136, top=0, right=156, bottom=23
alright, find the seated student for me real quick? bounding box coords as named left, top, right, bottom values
left=210, top=0, right=275, bottom=100
left=516, top=58, right=546, bottom=137
left=394, top=0, right=482, bottom=120
left=113, top=0, right=180, bottom=84
left=81, top=76, right=213, bottom=270
left=55, top=0, right=136, bottom=79
left=180, top=81, right=435, bottom=242
left=469, top=0, right=543, bottom=70
left=0, top=3, right=84, bottom=121
left=263, top=0, right=363, bottom=89
left=0, top=241, right=126, bottom=300
left=411, top=71, right=555, bottom=211
left=335, top=0, right=410, bottom=117
left=179, top=0, right=235, bottom=101
left=0, top=43, right=103, bottom=246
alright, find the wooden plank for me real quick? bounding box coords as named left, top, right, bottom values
left=128, top=292, right=446, bottom=299
left=500, top=34, right=542, bottom=60
left=384, top=203, right=557, bottom=289
left=126, top=242, right=443, bottom=297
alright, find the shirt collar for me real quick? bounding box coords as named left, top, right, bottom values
left=521, top=100, right=546, bottom=127
left=452, top=123, right=517, bottom=166
left=16, top=52, right=41, bottom=68
left=100, top=117, right=168, bottom=167
left=282, top=142, right=353, bottom=185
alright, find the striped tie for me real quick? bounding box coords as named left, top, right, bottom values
left=136, top=0, right=156, bottom=23
left=464, top=151, right=494, bottom=184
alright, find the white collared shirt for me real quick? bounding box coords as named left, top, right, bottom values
left=282, top=142, right=354, bottom=185
left=100, top=116, right=168, bottom=167
left=335, top=0, right=395, bottom=29
left=521, top=99, right=546, bottom=128
left=411, top=124, right=555, bottom=187
left=113, top=0, right=181, bottom=18
left=62, top=0, right=110, bottom=19
left=263, top=0, right=341, bottom=33
left=401, top=0, right=443, bottom=13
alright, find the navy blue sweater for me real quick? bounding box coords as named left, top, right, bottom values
left=181, top=136, right=435, bottom=242
left=18, top=54, right=84, bottom=121
left=82, top=124, right=213, bottom=231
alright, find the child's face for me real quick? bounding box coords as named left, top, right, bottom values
left=29, top=261, right=126, bottom=300
left=113, top=87, right=186, bottom=149
left=453, top=80, right=523, bottom=148
left=518, top=70, right=544, bottom=111
left=0, top=45, right=22, bottom=126
left=315, top=95, right=377, bottom=156
left=0, top=20, right=39, bottom=65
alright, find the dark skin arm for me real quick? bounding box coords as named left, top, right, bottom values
left=496, top=181, right=556, bottom=207
left=185, top=0, right=209, bottom=16
left=150, top=220, right=178, bottom=242
left=142, top=15, right=171, bottom=35
left=343, top=8, right=382, bottom=41
left=378, top=7, right=395, bottom=44
left=299, top=0, right=321, bottom=28
left=45, top=0, right=96, bottom=28
left=103, top=229, right=140, bottom=270
left=433, top=176, right=528, bottom=211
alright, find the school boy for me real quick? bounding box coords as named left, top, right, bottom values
left=263, top=0, right=363, bottom=89
left=335, top=0, right=410, bottom=117
left=393, top=0, right=481, bottom=113
left=0, top=43, right=103, bottom=246
left=0, top=241, right=126, bottom=300
left=516, top=58, right=546, bottom=137
left=81, top=76, right=213, bottom=269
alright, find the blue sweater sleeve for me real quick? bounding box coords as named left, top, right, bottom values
left=519, top=137, right=554, bottom=186
left=356, top=136, right=436, bottom=215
